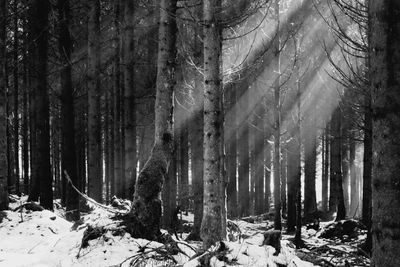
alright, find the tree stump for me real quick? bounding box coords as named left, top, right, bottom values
left=263, top=230, right=282, bottom=255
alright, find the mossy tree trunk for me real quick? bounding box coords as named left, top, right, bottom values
left=130, top=0, right=177, bottom=240
left=370, top=0, right=400, bottom=264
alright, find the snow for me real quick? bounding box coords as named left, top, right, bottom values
left=0, top=197, right=369, bottom=267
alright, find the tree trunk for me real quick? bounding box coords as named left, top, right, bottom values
left=273, top=0, right=281, bottom=230
left=370, top=1, right=400, bottom=264
left=226, top=85, right=237, bottom=218
left=200, top=0, right=224, bottom=248
left=238, top=87, right=249, bottom=217
left=0, top=0, right=9, bottom=210
left=22, top=45, right=29, bottom=194
left=179, top=121, right=189, bottom=212
left=189, top=7, right=204, bottom=235
left=281, top=143, right=287, bottom=217
left=87, top=0, right=102, bottom=202
left=286, top=138, right=297, bottom=232
left=58, top=0, right=79, bottom=220
left=113, top=0, right=122, bottom=198
left=362, top=91, right=372, bottom=230
left=330, top=107, right=345, bottom=220
left=341, top=125, right=350, bottom=217
left=254, top=102, right=265, bottom=215
left=349, top=133, right=357, bottom=217
left=322, top=125, right=329, bottom=212
left=264, top=138, right=271, bottom=213
left=130, top=0, right=177, bottom=240
left=304, top=117, right=317, bottom=216
left=294, top=67, right=303, bottom=248
left=31, top=0, right=52, bottom=209
left=123, top=0, right=137, bottom=198
left=12, top=0, right=19, bottom=195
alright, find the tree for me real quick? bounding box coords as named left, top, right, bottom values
left=329, top=107, right=346, bottom=220
left=273, top=0, right=282, bottom=230
left=58, top=0, right=79, bottom=221
left=130, top=0, right=177, bottom=240
left=87, top=0, right=102, bottom=202
left=200, top=0, right=225, bottom=248
left=123, top=0, right=137, bottom=198
left=304, top=116, right=317, bottom=216
left=30, top=0, right=52, bottom=209
left=0, top=0, right=9, bottom=210
left=189, top=3, right=204, bottom=237
left=369, top=0, right=400, bottom=264
left=12, top=0, right=19, bottom=195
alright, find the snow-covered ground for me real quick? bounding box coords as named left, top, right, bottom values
left=0, top=197, right=369, bottom=267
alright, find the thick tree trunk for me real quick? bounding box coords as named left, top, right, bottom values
left=370, top=1, right=400, bottom=264
left=58, top=0, right=79, bottom=220
left=0, top=0, right=9, bottom=210
left=189, top=13, right=204, bottom=235
left=330, top=108, right=345, bottom=220
left=130, top=0, right=177, bottom=240
left=31, top=0, right=52, bottom=209
left=87, top=0, right=102, bottom=202
left=362, top=93, right=372, bottom=228
left=200, top=0, right=225, bottom=248
left=123, top=0, right=137, bottom=198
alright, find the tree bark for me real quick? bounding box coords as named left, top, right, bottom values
left=264, top=138, right=271, bottom=213
left=123, top=0, right=137, bottom=198
left=0, top=0, right=9, bottom=210
left=238, top=87, right=249, bottom=217
left=254, top=102, right=265, bottom=215
left=273, top=0, right=281, bottom=230
left=113, top=0, right=123, bottom=198
left=58, top=0, right=79, bottom=220
left=370, top=1, right=400, bottom=264
left=286, top=138, right=297, bottom=232
left=12, top=0, right=19, bottom=195
left=179, top=121, right=189, bottom=212
left=87, top=0, right=102, bottom=202
left=31, top=0, right=52, bottom=209
left=200, top=0, right=225, bottom=248
left=330, top=107, right=345, bottom=220
left=189, top=9, right=204, bottom=235
left=130, top=0, right=177, bottom=240
left=349, top=133, right=357, bottom=217
left=322, top=125, right=329, bottom=212
left=226, top=85, right=237, bottom=218
left=304, top=118, right=317, bottom=216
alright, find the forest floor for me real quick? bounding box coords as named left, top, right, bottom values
left=0, top=196, right=370, bottom=267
